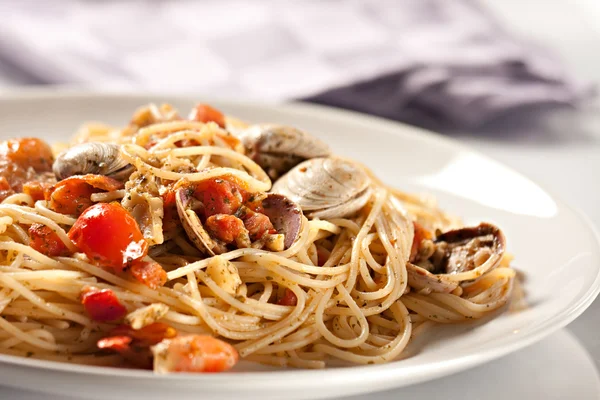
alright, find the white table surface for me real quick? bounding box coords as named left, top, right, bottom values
left=2, top=0, right=600, bottom=399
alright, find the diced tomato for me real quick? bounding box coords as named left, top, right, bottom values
left=81, top=287, right=127, bottom=322
left=130, top=260, right=167, bottom=289
left=97, top=335, right=132, bottom=352
left=28, top=223, right=69, bottom=257
left=111, top=323, right=177, bottom=346
left=49, top=182, right=95, bottom=215
left=152, top=335, right=239, bottom=373
left=194, top=177, right=246, bottom=218
left=215, top=133, right=241, bottom=150
left=98, top=323, right=177, bottom=369
left=238, top=207, right=275, bottom=240
left=0, top=177, right=9, bottom=191
left=47, top=174, right=124, bottom=215
left=410, top=221, right=433, bottom=262
left=316, top=246, right=331, bottom=266
left=0, top=138, right=53, bottom=172
left=189, top=104, right=226, bottom=128
left=161, top=189, right=179, bottom=234
left=68, top=203, right=148, bottom=271
left=22, top=181, right=48, bottom=202
left=205, top=214, right=246, bottom=244
left=277, top=288, right=298, bottom=306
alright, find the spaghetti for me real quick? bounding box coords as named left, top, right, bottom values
left=0, top=103, right=515, bottom=372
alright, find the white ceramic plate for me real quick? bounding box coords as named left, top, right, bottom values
left=0, top=92, right=598, bottom=400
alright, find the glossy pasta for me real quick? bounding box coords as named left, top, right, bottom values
left=0, top=103, right=516, bottom=371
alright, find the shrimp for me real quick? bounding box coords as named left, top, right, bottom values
left=152, top=335, right=239, bottom=373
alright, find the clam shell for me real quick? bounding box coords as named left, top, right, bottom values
left=261, top=194, right=303, bottom=249
left=53, top=142, right=133, bottom=181
left=435, top=222, right=505, bottom=276
left=237, top=124, right=331, bottom=179
left=175, top=188, right=225, bottom=255
left=271, top=156, right=372, bottom=219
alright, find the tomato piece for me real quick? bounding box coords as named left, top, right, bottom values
left=0, top=138, right=53, bottom=172
left=205, top=214, right=246, bottom=244
left=111, top=323, right=177, bottom=346
left=98, top=323, right=177, bottom=369
left=49, top=182, right=95, bottom=215
left=316, top=246, right=331, bottom=267
left=0, top=177, right=9, bottom=191
left=23, top=181, right=47, bottom=202
left=68, top=203, right=148, bottom=271
left=238, top=207, right=275, bottom=240
left=194, top=177, right=246, bottom=218
left=130, top=260, right=167, bottom=289
left=410, top=221, right=433, bottom=262
left=161, top=189, right=179, bottom=234
left=97, top=335, right=132, bottom=352
left=28, top=223, right=69, bottom=257
left=47, top=174, right=124, bottom=215
left=0, top=177, right=11, bottom=201
left=23, top=173, right=57, bottom=202
left=277, top=288, right=298, bottom=306
left=152, top=335, right=239, bottom=373
left=81, top=287, right=127, bottom=322
left=189, top=104, right=226, bottom=128
left=215, top=133, right=241, bottom=150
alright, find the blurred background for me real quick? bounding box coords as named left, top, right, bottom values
left=1, top=1, right=600, bottom=397
left=0, top=0, right=598, bottom=130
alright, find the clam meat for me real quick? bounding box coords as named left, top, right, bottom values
left=407, top=222, right=506, bottom=292
left=176, top=186, right=303, bottom=256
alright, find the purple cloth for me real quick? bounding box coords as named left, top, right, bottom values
left=304, top=0, right=593, bottom=128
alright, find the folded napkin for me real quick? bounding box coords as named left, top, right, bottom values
left=0, top=0, right=592, bottom=128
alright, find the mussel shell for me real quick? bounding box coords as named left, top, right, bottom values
left=271, top=156, right=372, bottom=219
left=53, top=142, right=133, bottom=181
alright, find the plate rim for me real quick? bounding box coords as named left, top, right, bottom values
left=0, top=90, right=598, bottom=389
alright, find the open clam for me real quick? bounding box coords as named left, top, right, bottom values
left=261, top=194, right=303, bottom=249
left=271, top=156, right=373, bottom=220
left=175, top=187, right=226, bottom=256
left=433, top=222, right=506, bottom=276
left=176, top=187, right=303, bottom=255
left=407, top=222, right=506, bottom=292
left=235, top=124, right=331, bottom=179
left=53, top=142, right=134, bottom=181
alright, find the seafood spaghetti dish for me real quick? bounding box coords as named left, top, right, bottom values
left=0, top=103, right=515, bottom=373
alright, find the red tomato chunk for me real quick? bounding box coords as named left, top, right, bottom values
left=277, top=288, right=298, bottom=306
left=47, top=174, right=124, bottom=216
left=28, top=223, right=69, bottom=257
left=194, top=177, right=246, bottom=218
left=130, top=260, right=167, bottom=290
left=81, top=287, right=127, bottom=322
left=189, top=104, right=226, bottom=128
left=68, top=203, right=148, bottom=271
left=205, top=214, right=246, bottom=244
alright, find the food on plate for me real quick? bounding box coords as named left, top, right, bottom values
left=0, top=103, right=516, bottom=372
